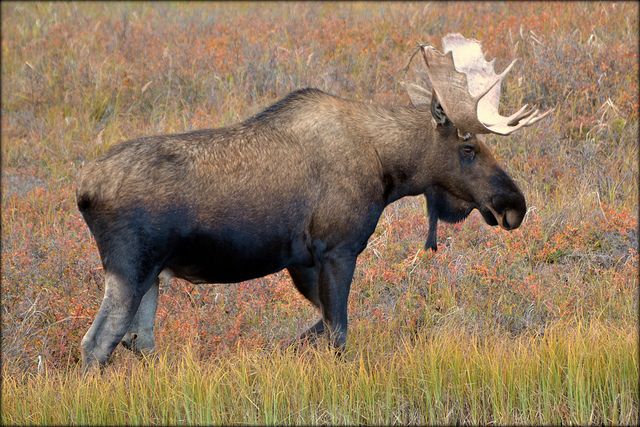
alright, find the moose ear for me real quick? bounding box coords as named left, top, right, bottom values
left=401, top=81, right=432, bottom=107
left=430, top=91, right=450, bottom=126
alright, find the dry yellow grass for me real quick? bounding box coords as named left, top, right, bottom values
left=3, top=322, right=637, bottom=425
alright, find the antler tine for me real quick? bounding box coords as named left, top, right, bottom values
left=474, top=75, right=502, bottom=103
left=522, top=107, right=555, bottom=126
left=484, top=104, right=532, bottom=127
left=499, top=58, right=518, bottom=78
left=473, top=58, right=518, bottom=103
left=489, top=107, right=555, bottom=135
left=506, top=105, right=534, bottom=126
left=485, top=106, right=555, bottom=136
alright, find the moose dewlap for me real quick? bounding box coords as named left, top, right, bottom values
left=76, top=33, right=552, bottom=370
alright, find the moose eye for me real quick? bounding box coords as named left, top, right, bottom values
left=460, top=144, right=476, bottom=161
left=462, top=145, right=475, bottom=154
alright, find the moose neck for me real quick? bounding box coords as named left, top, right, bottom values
left=358, top=104, right=436, bottom=204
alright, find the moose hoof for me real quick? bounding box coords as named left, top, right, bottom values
left=81, top=337, right=109, bottom=374
left=81, top=351, right=109, bottom=376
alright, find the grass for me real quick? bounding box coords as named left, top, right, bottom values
left=1, top=1, right=638, bottom=425
left=3, top=321, right=637, bottom=425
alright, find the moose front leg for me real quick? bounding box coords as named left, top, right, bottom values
left=424, top=191, right=439, bottom=251
left=317, top=251, right=357, bottom=352
left=286, top=265, right=326, bottom=344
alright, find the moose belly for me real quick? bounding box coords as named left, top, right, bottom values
left=164, top=227, right=312, bottom=284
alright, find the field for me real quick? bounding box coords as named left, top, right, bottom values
left=1, top=2, right=638, bottom=425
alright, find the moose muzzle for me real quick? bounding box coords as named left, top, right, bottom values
left=487, top=180, right=526, bottom=231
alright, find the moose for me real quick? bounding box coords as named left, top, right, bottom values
left=77, top=34, right=552, bottom=369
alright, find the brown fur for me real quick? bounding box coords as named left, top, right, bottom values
left=77, top=88, right=526, bottom=369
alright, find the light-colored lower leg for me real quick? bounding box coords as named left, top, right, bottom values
left=81, top=272, right=142, bottom=370
left=121, top=273, right=167, bottom=354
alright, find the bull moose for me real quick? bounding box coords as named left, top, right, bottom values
left=77, top=34, right=552, bottom=369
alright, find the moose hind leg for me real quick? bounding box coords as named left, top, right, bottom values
left=121, top=278, right=159, bottom=355
left=81, top=270, right=155, bottom=370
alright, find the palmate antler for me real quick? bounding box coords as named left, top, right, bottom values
left=421, top=33, right=553, bottom=135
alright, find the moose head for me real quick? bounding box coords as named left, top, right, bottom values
left=405, top=33, right=554, bottom=250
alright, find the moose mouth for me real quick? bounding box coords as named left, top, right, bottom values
left=479, top=206, right=500, bottom=227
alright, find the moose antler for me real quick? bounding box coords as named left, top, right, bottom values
left=421, top=33, right=553, bottom=135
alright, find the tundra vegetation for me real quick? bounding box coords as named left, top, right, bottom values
left=1, top=2, right=638, bottom=425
